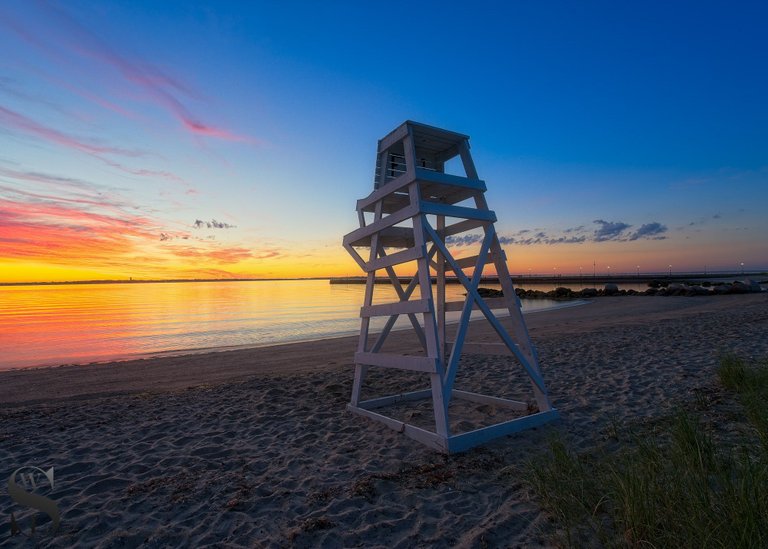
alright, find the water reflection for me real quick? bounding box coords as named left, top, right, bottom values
left=0, top=280, right=581, bottom=370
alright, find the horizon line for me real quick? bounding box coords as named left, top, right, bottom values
left=2, top=269, right=766, bottom=288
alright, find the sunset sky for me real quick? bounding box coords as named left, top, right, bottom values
left=1, top=1, right=766, bottom=283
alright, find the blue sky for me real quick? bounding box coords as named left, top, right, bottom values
left=1, top=0, right=766, bottom=281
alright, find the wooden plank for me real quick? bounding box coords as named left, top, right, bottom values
left=484, top=223, right=553, bottom=412
left=343, top=202, right=419, bottom=247
left=376, top=150, right=390, bottom=190
left=436, top=215, right=446, bottom=364
left=377, top=123, right=409, bottom=154
left=420, top=201, right=497, bottom=223
left=357, top=180, right=411, bottom=212
left=458, top=140, right=479, bottom=180
left=423, top=222, right=548, bottom=394
left=448, top=253, right=499, bottom=270
left=350, top=200, right=385, bottom=405
left=342, top=242, right=368, bottom=272
left=408, top=120, right=469, bottom=142
left=447, top=410, right=559, bottom=453
left=358, top=389, right=432, bottom=410
left=433, top=143, right=461, bottom=164
left=369, top=250, right=433, bottom=354
left=360, top=298, right=430, bottom=318
left=441, top=229, right=494, bottom=398
left=359, top=192, right=410, bottom=214
left=414, top=167, right=486, bottom=192
left=410, top=200, right=449, bottom=438
left=403, top=127, right=417, bottom=181
left=438, top=187, right=480, bottom=206
left=402, top=423, right=448, bottom=453
left=364, top=246, right=422, bottom=272
left=453, top=390, right=529, bottom=411
left=352, top=226, right=413, bottom=249
left=347, top=404, right=405, bottom=432
left=347, top=404, right=448, bottom=452
left=442, top=218, right=489, bottom=238
left=355, top=352, right=437, bottom=373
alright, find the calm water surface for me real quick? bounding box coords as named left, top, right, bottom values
left=0, top=280, right=583, bottom=370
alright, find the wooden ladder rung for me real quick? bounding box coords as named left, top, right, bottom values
left=360, top=298, right=430, bottom=318
left=364, top=247, right=422, bottom=272
left=354, top=352, right=437, bottom=372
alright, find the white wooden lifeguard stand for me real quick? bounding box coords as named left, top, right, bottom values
left=343, top=121, right=558, bottom=453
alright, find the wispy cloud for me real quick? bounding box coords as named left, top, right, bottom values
left=0, top=166, right=202, bottom=271
left=7, top=3, right=258, bottom=144
left=679, top=213, right=725, bottom=231
left=0, top=76, right=85, bottom=121
left=174, top=268, right=250, bottom=279
left=167, top=245, right=270, bottom=264
left=0, top=165, right=95, bottom=187
left=446, top=232, right=586, bottom=246
left=0, top=106, right=185, bottom=182
left=629, top=222, right=667, bottom=240
left=193, top=218, right=237, bottom=229
left=0, top=197, right=159, bottom=264
left=592, top=219, right=632, bottom=242
left=0, top=188, right=270, bottom=272
left=0, top=105, right=141, bottom=157
left=446, top=218, right=668, bottom=247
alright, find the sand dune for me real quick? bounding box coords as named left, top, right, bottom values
left=1, top=294, right=766, bottom=547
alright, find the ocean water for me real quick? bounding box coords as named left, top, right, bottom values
left=0, top=279, right=582, bottom=370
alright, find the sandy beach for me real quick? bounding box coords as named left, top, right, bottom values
left=1, top=294, right=767, bottom=547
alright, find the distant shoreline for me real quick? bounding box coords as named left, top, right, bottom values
left=2, top=271, right=765, bottom=288
left=0, top=277, right=329, bottom=287
left=328, top=272, right=767, bottom=285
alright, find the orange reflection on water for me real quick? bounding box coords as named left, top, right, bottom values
left=0, top=279, right=570, bottom=370
left=0, top=280, right=393, bottom=370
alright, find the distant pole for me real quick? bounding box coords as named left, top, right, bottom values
left=607, top=265, right=611, bottom=277
left=636, top=265, right=640, bottom=277
left=669, top=264, right=672, bottom=277
left=593, top=260, right=596, bottom=278
left=741, top=262, right=745, bottom=275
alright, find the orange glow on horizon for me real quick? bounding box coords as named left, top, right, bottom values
left=1, top=236, right=762, bottom=284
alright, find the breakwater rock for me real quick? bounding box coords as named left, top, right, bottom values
left=477, top=279, right=766, bottom=300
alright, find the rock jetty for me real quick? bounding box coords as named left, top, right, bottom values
left=475, top=279, right=767, bottom=300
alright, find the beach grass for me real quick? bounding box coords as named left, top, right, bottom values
left=528, top=355, right=768, bottom=548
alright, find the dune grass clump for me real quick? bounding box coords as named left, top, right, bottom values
left=528, top=355, right=768, bottom=548
left=718, top=354, right=768, bottom=450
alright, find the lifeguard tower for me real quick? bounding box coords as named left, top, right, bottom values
left=343, top=121, right=557, bottom=453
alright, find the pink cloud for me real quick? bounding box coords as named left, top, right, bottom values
left=0, top=197, right=159, bottom=264
left=167, top=245, right=257, bottom=264
left=252, top=249, right=281, bottom=260
left=0, top=176, right=262, bottom=275
left=0, top=106, right=187, bottom=184
left=0, top=166, right=100, bottom=189
left=0, top=105, right=142, bottom=157
left=0, top=198, right=156, bottom=235
left=97, top=156, right=185, bottom=182
left=175, top=268, right=250, bottom=279
left=0, top=184, right=124, bottom=210
left=34, top=4, right=258, bottom=144
left=181, top=118, right=258, bottom=143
